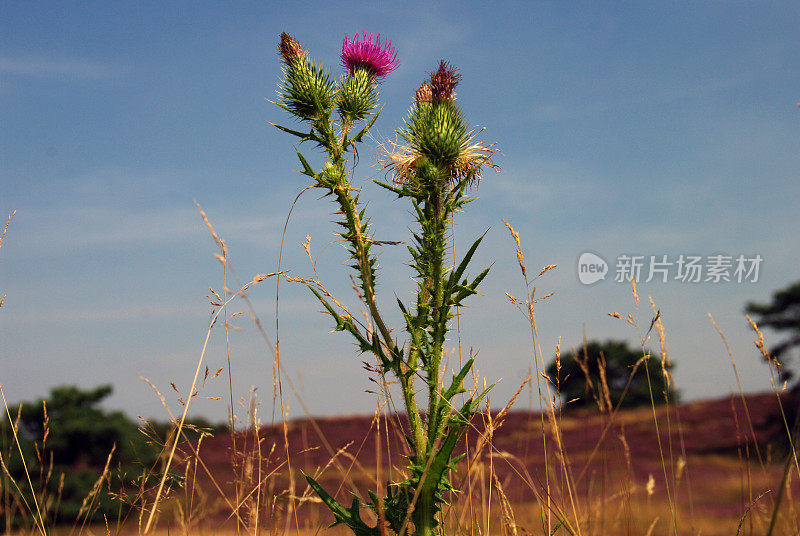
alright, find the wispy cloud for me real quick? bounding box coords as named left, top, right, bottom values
left=3, top=294, right=317, bottom=327
left=0, top=56, right=129, bottom=80
left=13, top=204, right=287, bottom=257
left=5, top=301, right=210, bottom=326
left=487, top=157, right=608, bottom=212
left=532, top=76, right=744, bottom=123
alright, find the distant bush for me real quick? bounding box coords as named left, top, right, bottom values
left=545, top=339, right=676, bottom=410
left=746, top=279, right=800, bottom=383
left=0, top=384, right=222, bottom=527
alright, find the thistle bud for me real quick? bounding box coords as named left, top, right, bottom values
left=279, top=32, right=305, bottom=64
left=276, top=33, right=334, bottom=122
left=382, top=61, right=497, bottom=190
left=429, top=61, right=461, bottom=103
left=321, top=160, right=346, bottom=187
left=415, top=81, right=432, bottom=104
left=338, top=68, right=377, bottom=123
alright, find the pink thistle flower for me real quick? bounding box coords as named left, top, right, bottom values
left=340, top=31, right=399, bottom=82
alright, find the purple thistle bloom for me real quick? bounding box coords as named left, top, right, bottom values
left=341, top=31, right=398, bottom=82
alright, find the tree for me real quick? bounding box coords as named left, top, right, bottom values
left=1, top=385, right=159, bottom=526
left=1, top=385, right=223, bottom=528
left=545, top=339, right=676, bottom=410
left=12, top=385, right=145, bottom=468
left=746, top=280, right=800, bottom=383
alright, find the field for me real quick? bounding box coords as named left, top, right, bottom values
left=66, top=391, right=791, bottom=536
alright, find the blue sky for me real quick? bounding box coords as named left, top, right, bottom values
left=1, top=2, right=798, bottom=423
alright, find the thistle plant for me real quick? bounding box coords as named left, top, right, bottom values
left=274, top=32, right=497, bottom=536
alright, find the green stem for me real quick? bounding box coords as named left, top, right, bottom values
left=427, top=189, right=448, bottom=446
left=413, top=488, right=437, bottom=536
left=332, top=168, right=426, bottom=454
left=419, top=187, right=450, bottom=536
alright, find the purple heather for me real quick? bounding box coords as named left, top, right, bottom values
left=340, top=31, right=398, bottom=81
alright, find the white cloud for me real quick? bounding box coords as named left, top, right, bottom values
left=390, top=13, right=469, bottom=76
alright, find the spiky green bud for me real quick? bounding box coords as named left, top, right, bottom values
left=321, top=160, right=346, bottom=188
left=277, top=36, right=335, bottom=122
left=403, top=100, right=469, bottom=172
left=338, top=68, right=377, bottom=124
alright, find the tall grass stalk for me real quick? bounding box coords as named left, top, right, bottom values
left=0, top=385, right=46, bottom=536
left=501, top=219, right=560, bottom=535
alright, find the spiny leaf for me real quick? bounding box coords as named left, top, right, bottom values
left=373, top=179, right=411, bottom=197
left=305, top=475, right=378, bottom=536
left=441, top=358, right=475, bottom=402
left=271, top=122, right=322, bottom=144
left=347, top=107, right=382, bottom=145
left=448, top=231, right=488, bottom=289
left=296, top=151, right=316, bottom=178
left=452, top=266, right=491, bottom=305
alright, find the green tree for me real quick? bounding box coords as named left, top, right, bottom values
left=2, top=386, right=224, bottom=528
left=545, top=339, right=676, bottom=410
left=746, top=280, right=800, bottom=383
left=13, top=385, right=145, bottom=467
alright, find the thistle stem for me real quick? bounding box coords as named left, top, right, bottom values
left=426, top=189, right=448, bottom=445
left=332, top=169, right=426, bottom=454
